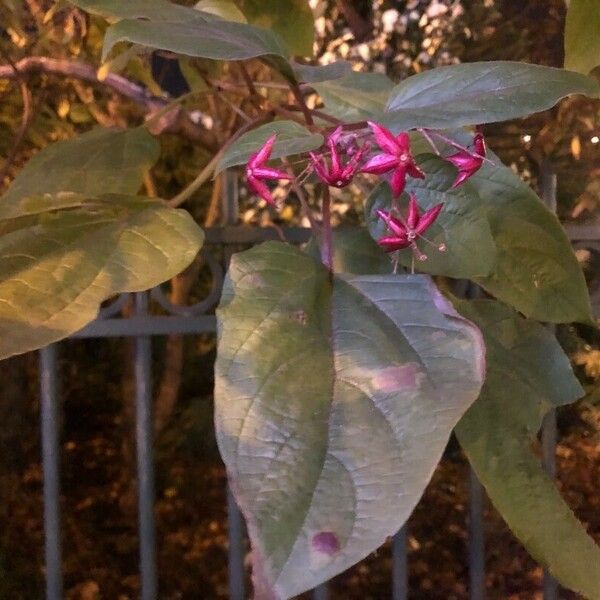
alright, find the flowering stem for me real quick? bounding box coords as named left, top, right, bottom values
left=425, top=129, right=495, bottom=165
left=291, top=83, right=314, bottom=126
left=417, top=128, right=441, bottom=155
left=321, top=186, right=333, bottom=273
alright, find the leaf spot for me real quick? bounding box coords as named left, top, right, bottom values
left=312, top=531, right=340, bottom=556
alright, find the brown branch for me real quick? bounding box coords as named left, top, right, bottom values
left=0, top=56, right=218, bottom=149
left=0, top=52, right=34, bottom=185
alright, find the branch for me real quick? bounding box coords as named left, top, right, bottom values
left=0, top=56, right=218, bottom=149
left=0, top=52, right=34, bottom=184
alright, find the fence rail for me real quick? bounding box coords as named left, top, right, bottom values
left=34, top=210, right=600, bottom=599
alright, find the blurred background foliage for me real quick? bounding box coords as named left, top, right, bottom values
left=0, top=1, right=599, bottom=598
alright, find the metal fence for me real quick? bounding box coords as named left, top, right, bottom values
left=34, top=173, right=600, bottom=600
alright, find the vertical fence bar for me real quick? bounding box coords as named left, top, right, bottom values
left=40, top=344, right=63, bottom=600
left=392, top=525, right=408, bottom=600
left=539, top=159, right=559, bottom=600
left=468, top=468, right=485, bottom=600
left=134, top=292, right=158, bottom=600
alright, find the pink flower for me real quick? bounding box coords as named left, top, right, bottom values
left=377, top=193, right=444, bottom=257
left=245, top=134, right=292, bottom=206
left=445, top=132, right=486, bottom=188
left=361, top=121, right=425, bottom=197
left=310, top=126, right=368, bottom=188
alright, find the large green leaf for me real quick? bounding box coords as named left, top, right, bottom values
left=293, top=60, right=353, bottom=84
left=365, top=156, right=497, bottom=279
left=313, top=71, right=395, bottom=123
left=467, top=149, right=592, bottom=323
left=240, top=0, right=314, bottom=57
left=0, top=193, right=203, bottom=359
left=2, top=127, right=159, bottom=201
left=215, top=242, right=485, bottom=598
left=102, top=16, right=296, bottom=81
left=384, top=62, right=600, bottom=130
left=565, top=0, right=600, bottom=75
left=70, top=0, right=209, bottom=22
left=454, top=300, right=600, bottom=600
left=216, top=120, right=323, bottom=173
left=195, top=0, right=247, bottom=23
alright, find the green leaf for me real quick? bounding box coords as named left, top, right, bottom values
left=305, top=228, right=393, bottom=274
left=454, top=300, right=600, bottom=600
left=314, top=71, right=395, bottom=123
left=102, top=17, right=297, bottom=81
left=70, top=0, right=209, bottom=22
left=215, top=242, right=485, bottom=598
left=365, top=156, right=497, bottom=279
left=0, top=193, right=203, bottom=359
left=293, top=60, right=353, bottom=84
left=195, top=0, right=247, bottom=23
left=216, top=120, right=323, bottom=173
left=2, top=127, right=159, bottom=201
left=239, top=0, right=314, bottom=57
left=565, top=0, right=600, bottom=75
left=384, top=62, right=600, bottom=130
left=467, top=149, right=592, bottom=323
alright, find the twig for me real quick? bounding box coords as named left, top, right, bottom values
left=0, top=51, right=33, bottom=185
left=169, top=112, right=274, bottom=207
left=283, top=158, right=319, bottom=234
left=0, top=56, right=217, bottom=149
left=291, top=82, right=314, bottom=126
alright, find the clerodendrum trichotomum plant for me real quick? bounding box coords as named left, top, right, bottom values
left=1, top=1, right=600, bottom=598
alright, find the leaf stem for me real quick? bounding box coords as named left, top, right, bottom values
left=291, top=82, right=314, bottom=126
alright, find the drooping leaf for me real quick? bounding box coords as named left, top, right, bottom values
left=0, top=193, right=203, bottom=359
left=365, top=156, right=497, bottom=279
left=305, top=228, right=393, bottom=275
left=454, top=300, right=600, bottom=599
left=313, top=71, right=395, bottom=123
left=195, top=0, right=247, bottom=23
left=101, top=16, right=297, bottom=82
left=565, top=0, right=600, bottom=75
left=216, top=120, right=323, bottom=173
left=384, top=62, right=600, bottom=130
left=293, top=60, right=353, bottom=84
left=467, top=149, right=592, bottom=324
left=2, top=127, right=160, bottom=201
left=215, top=242, right=485, bottom=598
left=239, top=0, right=315, bottom=57
left=70, top=0, right=209, bottom=22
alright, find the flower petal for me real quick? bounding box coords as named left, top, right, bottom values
left=368, top=121, right=401, bottom=155
left=376, top=209, right=407, bottom=237
left=249, top=134, right=276, bottom=168
left=390, top=167, right=407, bottom=197
left=378, top=235, right=410, bottom=252
left=406, top=193, right=420, bottom=230
left=360, top=153, right=399, bottom=175
left=253, top=166, right=292, bottom=180
left=248, top=175, right=276, bottom=205
left=415, top=203, right=443, bottom=234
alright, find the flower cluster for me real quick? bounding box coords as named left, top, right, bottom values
left=245, top=122, right=487, bottom=260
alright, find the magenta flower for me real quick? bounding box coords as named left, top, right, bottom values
left=376, top=193, right=444, bottom=258
left=445, top=132, right=486, bottom=188
left=310, top=126, right=368, bottom=188
left=245, top=134, right=292, bottom=206
left=361, top=121, right=425, bottom=197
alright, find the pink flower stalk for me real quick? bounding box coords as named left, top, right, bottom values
left=310, top=126, right=368, bottom=188
left=361, top=121, right=425, bottom=197
left=245, top=134, right=292, bottom=206
left=377, top=193, right=445, bottom=259
left=445, top=132, right=486, bottom=188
